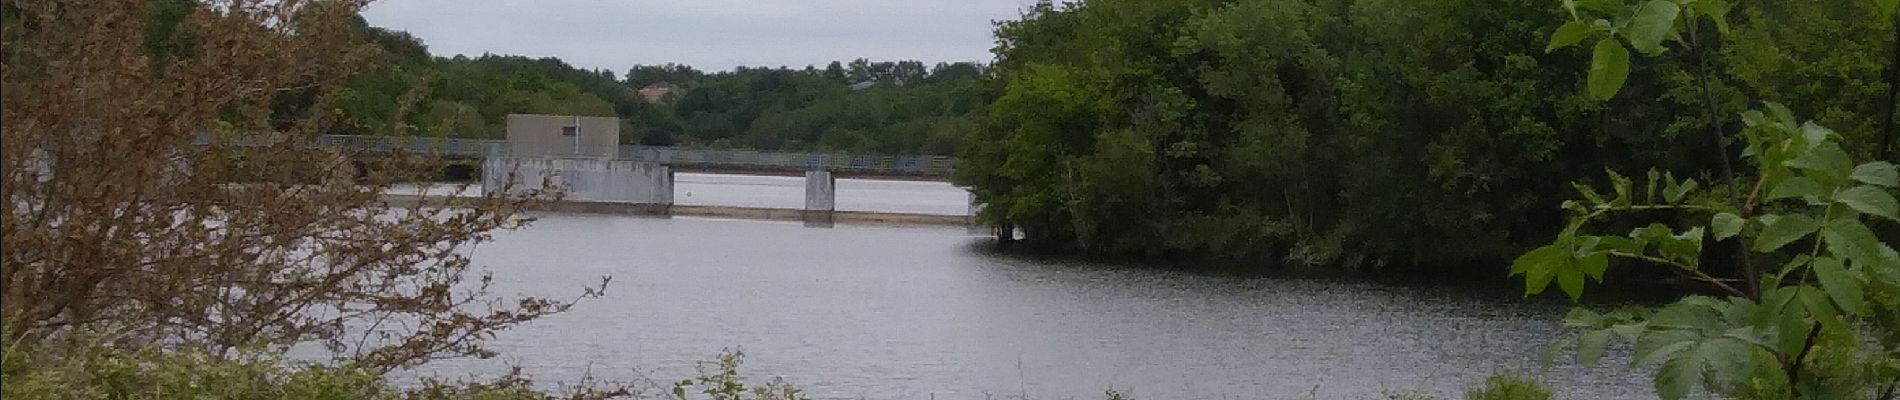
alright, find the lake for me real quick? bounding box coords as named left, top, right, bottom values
left=401, top=175, right=1652, bottom=400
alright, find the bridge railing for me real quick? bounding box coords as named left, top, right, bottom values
left=310, top=135, right=502, bottom=157
left=195, top=132, right=508, bottom=157
left=219, top=134, right=956, bottom=176
left=611, top=146, right=956, bottom=176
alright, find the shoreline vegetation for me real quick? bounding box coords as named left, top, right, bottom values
left=954, top=0, right=1896, bottom=279
left=2, top=0, right=1894, bottom=399
left=2, top=339, right=1562, bottom=400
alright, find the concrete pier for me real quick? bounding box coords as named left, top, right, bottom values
left=965, top=190, right=986, bottom=234
left=483, top=157, right=673, bottom=205
left=802, top=170, right=836, bottom=225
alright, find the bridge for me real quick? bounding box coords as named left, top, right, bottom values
left=304, top=134, right=958, bottom=179
left=195, top=132, right=973, bottom=225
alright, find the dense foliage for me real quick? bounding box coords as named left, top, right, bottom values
left=1524, top=106, right=1900, bottom=399
left=1512, top=0, right=1900, bottom=399
left=959, top=0, right=1895, bottom=276
left=333, top=20, right=986, bottom=155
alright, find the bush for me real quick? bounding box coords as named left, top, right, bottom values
left=1, top=339, right=828, bottom=400
left=1462, top=373, right=1552, bottom=400
left=2, top=340, right=395, bottom=400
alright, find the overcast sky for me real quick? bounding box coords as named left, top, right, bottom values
left=360, top=0, right=1032, bottom=73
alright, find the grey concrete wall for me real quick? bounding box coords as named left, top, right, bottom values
left=505, top=114, right=619, bottom=159
left=483, top=157, right=672, bottom=204
left=803, top=170, right=835, bottom=211
left=802, top=170, right=835, bottom=224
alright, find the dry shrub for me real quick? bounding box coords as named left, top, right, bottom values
left=1, top=0, right=594, bottom=372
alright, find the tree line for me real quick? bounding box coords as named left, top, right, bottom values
left=329, top=17, right=986, bottom=155
left=957, top=0, right=1897, bottom=278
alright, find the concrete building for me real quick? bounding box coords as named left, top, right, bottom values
left=505, top=114, right=619, bottom=159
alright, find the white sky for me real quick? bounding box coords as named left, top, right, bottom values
left=360, top=0, right=1033, bottom=72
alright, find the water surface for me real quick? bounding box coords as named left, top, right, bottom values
left=412, top=215, right=1652, bottom=400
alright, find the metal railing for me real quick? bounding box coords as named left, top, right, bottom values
left=195, top=133, right=956, bottom=176
left=615, top=146, right=956, bottom=176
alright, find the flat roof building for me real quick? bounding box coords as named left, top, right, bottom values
left=505, top=114, right=619, bottom=159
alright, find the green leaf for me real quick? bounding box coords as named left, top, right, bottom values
left=1634, top=330, right=1697, bottom=366
left=1623, top=0, right=1680, bottom=54
left=1540, top=335, right=1572, bottom=372
left=1596, top=236, right=1642, bottom=253
left=1547, top=20, right=1594, bottom=52
left=1754, top=214, right=1820, bottom=252
left=1574, top=182, right=1607, bottom=205
left=1652, top=339, right=1758, bottom=400
left=1512, top=244, right=1558, bottom=274
left=1787, top=143, right=1854, bottom=182
left=1578, top=329, right=1612, bottom=366
left=1631, top=223, right=1703, bottom=267
left=1766, top=177, right=1825, bottom=201
left=1811, top=257, right=1863, bottom=313
left=1697, top=339, right=1759, bottom=384
left=1611, top=322, right=1648, bottom=342
left=1525, top=266, right=1556, bottom=296
left=1558, top=267, right=1587, bottom=300
left=1710, top=212, right=1743, bottom=240
left=1796, top=286, right=1839, bottom=323
left=1646, top=169, right=1661, bottom=203
left=1654, top=347, right=1700, bottom=400
left=1651, top=305, right=1714, bottom=336
left=1588, top=38, right=1631, bottom=100
left=1777, top=310, right=1810, bottom=355
left=1562, top=200, right=1586, bottom=213
left=1881, top=0, right=1899, bottom=17
left=1718, top=328, right=1771, bottom=352
left=1514, top=245, right=1564, bottom=295
left=1664, top=176, right=1697, bottom=203
left=1876, top=253, right=1900, bottom=285
left=1608, top=169, right=1634, bottom=205
left=1579, top=251, right=1609, bottom=281
left=1835, top=186, right=1899, bottom=221
left=1821, top=218, right=1888, bottom=267
left=1767, top=103, right=1797, bottom=128
left=1740, top=110, right=1768, bottom=128
left=1799, top=122, right=1834, bottom=150
left=1851, top=162, right=1898, bottom=187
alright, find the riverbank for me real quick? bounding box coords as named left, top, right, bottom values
left=967, top=239, right=1695, bottom=305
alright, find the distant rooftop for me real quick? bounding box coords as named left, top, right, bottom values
left=638, top=82, right=678, bottom=103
